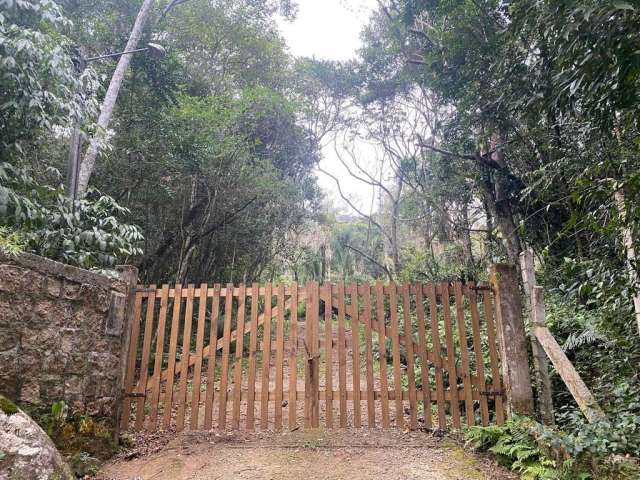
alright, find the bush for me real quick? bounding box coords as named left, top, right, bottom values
left=465, top=416, right=640, bottom=480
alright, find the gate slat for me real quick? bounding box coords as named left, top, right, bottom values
left=175, top=284, right=194, bottom=432
left=189, top=283, right=208, bottom=430
left=454, top=282, right=474, bottom=426
left=415, top=283, right=432, bottom=429
left=363, top=284, right=375, bottom=428
left=232, top=284, right=246, bottom=429
left=388, top=283, right=404, bottom=428
left=482, top=290, right=504, bottom=424
left=260, top=283, right=273, bottom=430
left=204, top=284, right=221, bottom=429
left=309, top=282, right=320, bottom=427
left=337, top=282, right=347, bottom=428
left=427, top=283, right=446, bottom=429
left=121, top=290, right=143, bottom=430
left=375, top=281, right=390, bottom=428
left=323, top=283, right=334, bottom=428
left=246, top=283, right=259, bottom=430
left=288, top=282, right=298, bottom=430
left=350, top=283, right=361, bottom=428
left=467, top=283, right=490, bottom=426
left=441, top=283, right=461, bottom=429
left=274, top=284, right=285, bottom=430
left=218, top=284, right=234, bottom=429
left=149, top=284, right=169, bottom=431
left=135, top=285, right=157, bottom=430
left=402, top=283, right=418, bottom=429
left=163, top=284, right=182, bottom=429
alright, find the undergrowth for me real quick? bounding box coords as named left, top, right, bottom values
left=464, top=416, right=640, bottom=480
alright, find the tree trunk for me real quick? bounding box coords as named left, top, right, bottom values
left=488, top=132, right=522, bottom=265
left=614, top=188, right=640, bottom=336
left=76, top=0, right=157, bottom=196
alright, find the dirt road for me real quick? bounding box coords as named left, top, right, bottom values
left=97, top=429, right=515, bottom=480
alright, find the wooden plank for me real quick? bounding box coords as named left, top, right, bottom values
left=121, top=290, right=143, bottom=430
left=453, top=282, right=474, bottom=427
left=135, top=286, right=156, bottom=430
left=532, top=286, right=605, bottom=423
left=218, top=284, right=234, bottom=429
left=323, top=283, right=334, bottom=428
left=427, top=283, right=446, bottom=429
left=188, top=283, right=208, bottom=430
left=362, top=284, right=375, bottom=428
left=309, top=281, right=320, bottom=427
left=350, top=283, right=362, bottom=428
left=232, top=284, right=246, bottom=429
left=246, top=283, right=259, bottom=430
left=414, top=283, right=432, bottom=429
left=375, top=281, right=390, bottom=428
left=260, top=283, right=273, bottom=430
left=402, top=283, right=418, bottom=429
left=203, top=284, right=221, bottom=429
left=440, top=283, right=460, bottom=429
left=482, top=290, right=504, bottom=424
left=489, top=264, right=535, bottom=416
left=467, top=283, right=490, bottom=426
left=162, top=284, right=182, bottom=429
left=175, top=284, right=195, bottom=432
left=337, top=282, right=347, bottom=428
left=288, top=282, right=298, bottom=430
left=149, top=284, right=169, bottom=431
left=388, top=283, right=404, bottom=428
left=274, top=284, right=286, bottom=430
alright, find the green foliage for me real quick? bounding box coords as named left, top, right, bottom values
left=466, top=416, right=640, bottom=479
left=0, top=395, right=18, bottom=415
left=1, top=161, right=143, bottom=269
left=0, top=225, right=24, bottom=256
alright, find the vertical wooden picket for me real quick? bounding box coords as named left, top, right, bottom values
left=375, top=281, right=390, bottom=428
left=260, top=283, right=273, bottom=430
left=204, top=284, right=220, bottom=430
left=323, top=284, right=334, bottom=428
left=175, top=284, right=194, bottom=432
left=231, top=284, right=246, bottom=429
left=288, top=283, right=298, bottom=430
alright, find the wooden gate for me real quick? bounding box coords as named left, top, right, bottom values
left=121, top=281, right=505, bottom=432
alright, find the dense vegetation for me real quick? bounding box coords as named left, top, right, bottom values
left=2, top=0, right=640, bottom=478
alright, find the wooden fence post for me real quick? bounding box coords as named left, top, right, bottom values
left=114, top=264, right=139, bottom=440
left=489, top=264, right=535, bottom=416
left=519, top=250, right=555, bottom=425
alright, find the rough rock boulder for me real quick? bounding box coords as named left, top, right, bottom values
left=0, top=396, right=73, bottom=480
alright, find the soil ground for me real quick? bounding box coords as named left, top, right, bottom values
left=97, top=428, right=516, bottom=480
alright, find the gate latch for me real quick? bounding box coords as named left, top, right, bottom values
left=480, top=390, right=504, bottom=397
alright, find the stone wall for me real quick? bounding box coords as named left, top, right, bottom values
left=0, top=253, right=136, bottom=431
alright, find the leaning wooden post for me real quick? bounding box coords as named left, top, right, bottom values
left=489, top=264, right=535, bottom=416
left=531, top=287, right=606, bottom=423
left=519, top=250, right=555, bottom=425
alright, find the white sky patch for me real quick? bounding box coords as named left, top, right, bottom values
left=278, top=0, right=379, bottom=213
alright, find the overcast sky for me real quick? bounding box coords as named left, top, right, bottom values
left=277, top=0, right=379, bottom=213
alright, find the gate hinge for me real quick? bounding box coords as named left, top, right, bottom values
left=480, top=390, right=504, bottom=397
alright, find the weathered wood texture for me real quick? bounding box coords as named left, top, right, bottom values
left=489, top=264, right=535, bottom=416
left=531, top=287, right=606, bottom=423
left=122, top=280, right=507, bottom=431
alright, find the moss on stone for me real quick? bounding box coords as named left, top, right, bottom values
left=0, top=396, right=18, bottom=415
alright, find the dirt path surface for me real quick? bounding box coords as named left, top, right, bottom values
left=98, top=429, right=515, bottom=480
